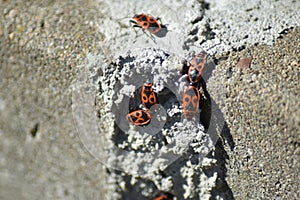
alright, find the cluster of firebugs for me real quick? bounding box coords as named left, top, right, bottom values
left=127, top=13, right=207, bottom=127
left=125, top=13, right=208, bottom=200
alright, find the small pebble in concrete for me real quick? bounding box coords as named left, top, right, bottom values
left=237, top=57, right=253, bottom=70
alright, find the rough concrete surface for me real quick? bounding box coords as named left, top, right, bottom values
left=0, top=0, right=299, bottom=200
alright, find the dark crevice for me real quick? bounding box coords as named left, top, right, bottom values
left=189, top=27, right=199, bottom=35
left=263, top=26, right=272, bottom=31
left=191, top=16, right=203, bottom=24
left=210, top=140, right=235, bottom=200
left=232, top=45, right=246, bottom=52
left=221, top=122, right=235, bottom=151
left=30, top=123, right=39, bottom=137
left=198, top=0, right=210, bottom=10
left=40, top=19, right=45, bottom=29
left=191, top=1, right=210, bottom=24
left=278, top=27, right=294, bottom=39
left=203, top=23, right=216, bottom=40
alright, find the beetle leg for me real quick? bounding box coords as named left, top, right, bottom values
left=129, top=20, right=138, bottom=24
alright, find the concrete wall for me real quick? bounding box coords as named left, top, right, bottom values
left=0, top=0, right=299, bottom=199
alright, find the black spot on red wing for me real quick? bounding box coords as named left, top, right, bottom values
left=137, top=119, right=145, bottom=123
left=140, top=16, right=147, bottom=21
left=149, top=22, right=160, bottom=28
left=142, top=95, right=148, bottom=101
left=143, top=22, right=148, bottom=27
left=130, top=116, right=137, bottom=121
left=135, top=112, right=141, bottom=117
left=149, top=18, right=156, bottom=22
left=184, top=97, right=190, bottom=102
left=134, top=14, right=142, bottom=20
left=197, top=65, right=204, bottom=72
left=150, top=97, right=155, bottom=103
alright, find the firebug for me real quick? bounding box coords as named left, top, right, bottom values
left=127, top=109, right=151, bottom=126
left=141, top=83, right=158, bottom=109
left=182, top=85, right=200, bottom=120
left=188, top=51, right=207, bottom=84
left=130, top=13, right=168, bottom=37
left=152, top=192, right=174, bottom=200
